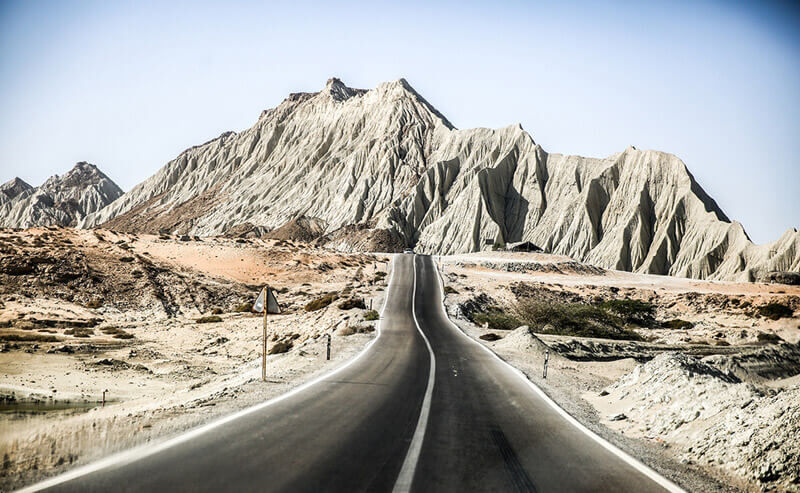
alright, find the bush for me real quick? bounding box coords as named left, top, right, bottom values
left=233, top=302, right=253, bottom=313
left=342, top=324, right=375, bottom=336
left=268, top=341, right=292, bottom=354
left=64, top=328, right=94, bottom=338
left=479, top=333, right=502, bottom=341
left=756, top=332, right=784, bottom=344
left=119, top=256, right=135, bottom=263
left=364, top=310, right=379, bottom=321
left=662, top=319, right=694, bottom=330
left=0, top=333, right=58, bottom=342
left=443, top=286, right=458, bottom=295
left=211, top=307, right=223, bottom=315
left=196, top=315, right=223, bottom=324
left=86, top=299, right=103, bottom=309
left=100, top=327, right=134, bottom=339
left=516, top=300, right=643, bottom=341
left=599, top=299, right=655, bottom=326
left=472, top=309, right=523, bottom=331
left=338, top=297, right=366, bottom=310
left=305, top=294, right=338, bottom=312
left=757, top=303, right=794, bottom=320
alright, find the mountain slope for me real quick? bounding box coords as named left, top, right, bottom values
left=81, top=78, right=799, bottom=281
left=1, top=162, right=123, bottom=228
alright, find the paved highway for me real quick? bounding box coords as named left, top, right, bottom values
left=27, top=254, right=681, bottom=493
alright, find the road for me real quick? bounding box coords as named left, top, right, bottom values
left=28, top=254, right=680, bottom=493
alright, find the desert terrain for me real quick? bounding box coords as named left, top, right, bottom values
left=437, top=251, right=800, bottom=491
left=0, top=227, right=388, bottom=490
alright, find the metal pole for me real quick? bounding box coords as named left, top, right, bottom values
left=262, top=287, right=267, bottom=382
left=102, top=389, right=108, bottom=407
left=326, top=333, right=331, bottom=360
left=543, top=350, right=549, bottom=379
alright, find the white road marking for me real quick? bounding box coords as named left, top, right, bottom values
left=432, top=258, right=686, bottom=493
left=18, top=256, right=398, bottom=493
left=392, top=255, right=436, bottom=493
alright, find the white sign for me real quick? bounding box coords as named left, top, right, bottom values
left=254, top=287, right=281, bottom=314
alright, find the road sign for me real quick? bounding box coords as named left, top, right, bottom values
left=254, top=286, right=281, bottom=381
left=254, top=287, right=281, bottom=314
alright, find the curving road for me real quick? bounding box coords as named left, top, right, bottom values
left=27, top=254, right=681, bottom=493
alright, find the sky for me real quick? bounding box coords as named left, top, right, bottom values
left=0, top=0, right=798, bottom=244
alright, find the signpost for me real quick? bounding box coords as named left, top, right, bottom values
left=253, top=286, right=281, bottom=381
left=543, top=349, right=550, bottom=379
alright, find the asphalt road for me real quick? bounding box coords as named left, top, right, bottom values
left=31, top=254, right=679, bottom=493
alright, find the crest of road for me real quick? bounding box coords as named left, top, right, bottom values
left=27, top=255, right=682, bottom=493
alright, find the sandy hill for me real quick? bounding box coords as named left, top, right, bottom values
left=80, top=78, right=799, bottom=281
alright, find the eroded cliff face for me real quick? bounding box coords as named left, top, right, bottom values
left=81, top=77, right=799, bottom=281
left=1, top=162, right=122, bottom=228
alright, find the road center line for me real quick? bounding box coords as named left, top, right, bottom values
left=392, top=255, right=436, bottom=493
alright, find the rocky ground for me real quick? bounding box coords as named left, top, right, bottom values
left=439, top=251, right=800, bottom=492
left=0, top=227, right=389, bottom=490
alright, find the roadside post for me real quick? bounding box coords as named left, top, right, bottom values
left=253, top=286, right=282, bottom=381
left=543, top=350, right=549, bottom=379
left=102, top=389, right=108, bottom=407
left=326, top=333, right=331, bottom=360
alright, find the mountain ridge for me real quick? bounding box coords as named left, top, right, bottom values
left=1, top=162, right=123, bottom=228
left=74, top=77, right=797, bottom=281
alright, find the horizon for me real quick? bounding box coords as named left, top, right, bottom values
left=1, top=0, right=799, bottom=244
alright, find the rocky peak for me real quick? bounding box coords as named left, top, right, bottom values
left=322, top=77, right=366, bottom=102
left=0, top=177, right=33, bottom=201
left=0, top=162, right=122, bottom=228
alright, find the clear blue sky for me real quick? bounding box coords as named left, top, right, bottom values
left=1, top=0, right=798, bottom=244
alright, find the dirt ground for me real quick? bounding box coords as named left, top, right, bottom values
left=0, top=228, right=390, bottom=490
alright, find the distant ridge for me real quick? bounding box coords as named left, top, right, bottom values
left=78, top=78, right=798, bottom=281
left=1, top=162, right=122, bottom=228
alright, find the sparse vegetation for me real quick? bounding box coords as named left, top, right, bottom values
left=443, top=286, right=458, bottom=295
left=480, top=333, right=502, bottom=341
left=341, top=324, right=375, bottom=335
left=119, top=256, right=135, bottom=263
left=234, top=302, right=253, bottom=313
left=757, top=303, right=793, bottom=320
left=0, top=333, right=58, bottom=342
left=364, top=310, right=379, bottom=321
left=472, top=309, right=523, bottom=331
left=338, top=297, right=366, bottom=310
left=756, top=332, right=784, bottom=344
left=268, top=341, right=292, bottom=354
left=86, top=298, right=103, bottom=309
left=100, top=326, right=134, bottom=339
left=64, top=327, right=94, bottom=338
left=305, top=294, right=338, bottom=312
left=598, top=299, right=655, bottom=326
left=662, top=319, right=694, bottom=330
left=515, top=300, right=644, bottom=341
left=196, top=315, right=223, bottom=324
left=211, top=307, right=223, bottom=315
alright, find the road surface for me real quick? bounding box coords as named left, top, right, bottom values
left=29, top=254, right=679, bottom=493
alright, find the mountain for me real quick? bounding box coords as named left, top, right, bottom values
left=0, top=162, right=123, bottom=228
left=81, top=78, right=799, bottom=281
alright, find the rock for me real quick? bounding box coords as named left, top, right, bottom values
left=76, top=77, right=799, bottom=281
left=609, top=413, right=628, bottom=421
